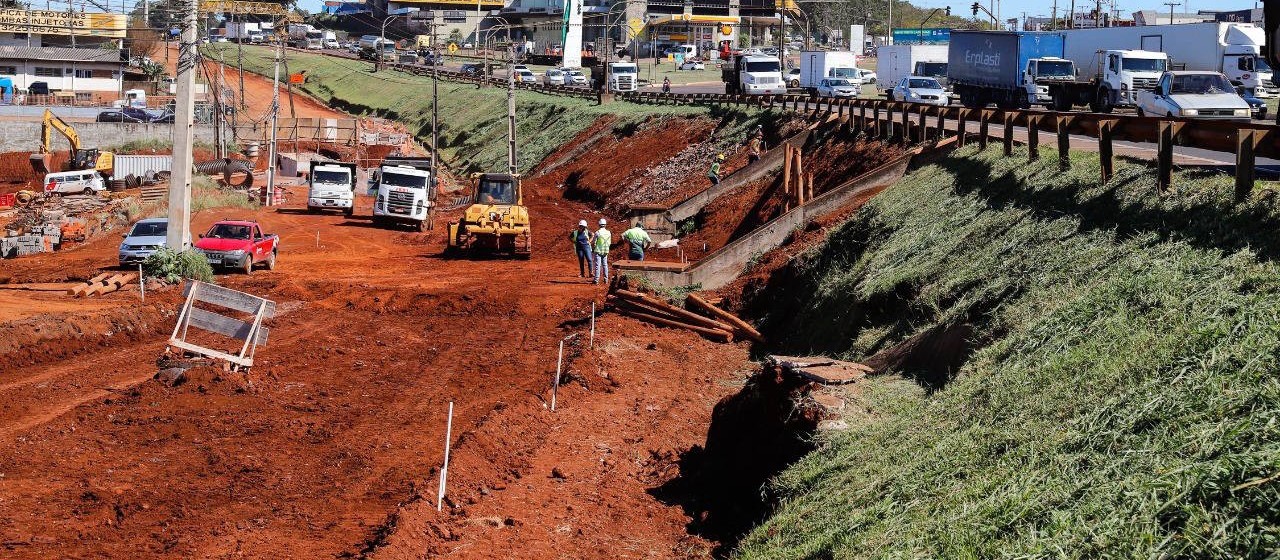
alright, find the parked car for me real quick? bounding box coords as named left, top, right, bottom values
left=460, top=63, right=485, bottom=75
left=762, top=47, right=780, bottom=57
left=786, top=68, right=801, bottom=88
left=515, top=69, right=538, bottom=83
left=679, top=58, right=706, bottom=71
left=742, top=47, right=764, bottom=56
left=889, top=76, right=949, bottom=105
left=43, top=169, right=104, bottom=195
left=462, top=42, right=474, bottom=49
left=849, top=68, right=877, bottom=84
left=544, top=68, right=566, bottom=86
left=816, top=77, right=861, bottom=97
left=119, top=218, right=168, bottom=267
left=194, top=220, right=279, bottom=274
left=97, top=109, right=147, bottom=123
left=28, top=81, right=49, bottom=95
left=1135, top=71, right=1251, bottom=121
left=563, top=68, right=588, bottom=86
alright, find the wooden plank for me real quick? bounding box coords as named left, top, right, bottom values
left=82, top=274, right=123, bottom=297
left=612, top=291, right=734, bottom=332
left=767, top=355, right=836, bottom=369
left=184, top=281, right=276, bottom=317
left=167, top=338, right=253, bottom=368
left=793, top=363, right=868, bottom=385
left=109, top=272, right=138, bottom=288
left=686, top=293, right=766, bottom=343
left=186, top=306, right=270, bottom=345
left=617, top=308, right=732, bottom=342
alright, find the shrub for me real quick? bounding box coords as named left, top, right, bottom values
left=143, top=247, right=214, bottom=284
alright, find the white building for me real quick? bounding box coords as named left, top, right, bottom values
left=0, top=46, right=124, bottom=98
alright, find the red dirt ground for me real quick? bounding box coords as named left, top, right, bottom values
left=0, top=168, right=752, bottom=558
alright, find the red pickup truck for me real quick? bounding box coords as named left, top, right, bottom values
left=194, top=220, right=280, bottom=274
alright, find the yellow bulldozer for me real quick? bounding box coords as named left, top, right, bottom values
left=446, top=173, right=532, bottom=256
left=29, top=109, right=114, bottom=178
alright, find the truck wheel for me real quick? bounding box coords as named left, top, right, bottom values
left=1091, top=90, right=1113, bottom=114
left=1014, top=91, right=1029, bottom=109
left=242, top=257, right=253, bottom=275
left=343, top=207, right=354, bottom=218
left=1136, top=107, right=1145, bottom=117
left=266, top=251, right=277, bottom=270
left=1052, top=95, right=1072, bottom=112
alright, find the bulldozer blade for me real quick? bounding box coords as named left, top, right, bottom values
left=29, top=153, right=52, bottom=175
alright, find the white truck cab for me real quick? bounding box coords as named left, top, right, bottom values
left=609, top=62, right=638, bottom=92
left=723, top=55, right=786, bottom=95
left=1023, top=57, right=1077, bottom=106
left=1098, top=49, right=1169, bottom=110
left=372, top=160, right=433, bottom=231
left=307, top=161, right=356, bottom=216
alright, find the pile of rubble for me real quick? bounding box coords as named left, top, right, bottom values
left=0, top=194, right=123, bottom=259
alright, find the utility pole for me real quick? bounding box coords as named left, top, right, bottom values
left=507, top=44, right=516, bottom=175
left=1164, top=1, right=1178, bottom=24
left=886, top=0, right=892, bottom=44
left=265, top=42, right=281, bottom=207
left=1052, top=0, right=1057, bottom=29
left=166, top=0, right=198, bottom=251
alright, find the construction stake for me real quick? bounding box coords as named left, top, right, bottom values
left=437, top=401, right=453, bottom=512
left=589, top=302, right=595, bottom=349
left=552, top=340, right=563, bottom=411
left=138, top=263, right=145, bottom=302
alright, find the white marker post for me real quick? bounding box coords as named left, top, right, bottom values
left=552, top=340, right=563, bottom=411
left=138, top=263, right=145, bottom=302
left=437, top=401, right=453, bottom=511
left=589, top=302, right=595, bottom=349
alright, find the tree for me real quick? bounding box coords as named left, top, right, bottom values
left=125, top=15, right=162, bottom=60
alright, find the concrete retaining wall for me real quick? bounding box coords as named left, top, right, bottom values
left=0, top=121, right=217, bottom=152
left=666, top=129, right=813, bottom=224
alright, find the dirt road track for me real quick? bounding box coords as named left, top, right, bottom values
left=0, top=177, right=750, bottom=557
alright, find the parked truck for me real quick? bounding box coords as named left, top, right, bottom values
left=588, top=62, right=639, bottom=92
left=949, top=30, right=1077, bottom=109
left=307, top=160, right=357, bottom=216
left=371, top=157, right=433, bottom=231
left=797, top=50, right=859, bottom=92
left=288, top=23, right=323, bottom=49
left=722, top=54, right=786, bottom=95
left=358, top=35, right=397, bottom=61
left=322, top=30, right=340, bottom=49
left=876, top=44, right=948, bottom=92
left=1054, top=22, right=1275, bottom=98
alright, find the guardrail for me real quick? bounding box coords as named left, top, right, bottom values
left=616, top=91, right=1277, bottom=199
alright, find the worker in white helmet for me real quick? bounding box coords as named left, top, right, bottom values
left=590, top=218, right=612, bottom=285
left=569, top=219, right=593, bottom=277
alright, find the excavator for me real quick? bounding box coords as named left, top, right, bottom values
left=29, top=109, right=114, bottom=178
left=446, top=173, right=532, bottom=257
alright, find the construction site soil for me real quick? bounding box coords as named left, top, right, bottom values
left=0, top=176, right=753, bottom=558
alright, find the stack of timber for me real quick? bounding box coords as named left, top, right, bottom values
left=68, top=272, right=137, bottom=297
left=606, top=289, right=766, bottom=344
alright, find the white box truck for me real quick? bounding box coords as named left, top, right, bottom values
left=307, top=160, right=357, bottom=216
left=876, top=44, right=948, bottom=91
left=1055, top=22, right=1276, bottom=97
left=226, top=22, right=263, bottom=44
left=797, top=50, right=859, bottom=92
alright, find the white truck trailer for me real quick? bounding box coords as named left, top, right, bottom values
left=225, top=22, right=263, bottom=44
left=1056, top=22, right=1276, bottom=97
left=797, top=50, right=859, bottom=92
left=876, top=44, right=948, bottom=92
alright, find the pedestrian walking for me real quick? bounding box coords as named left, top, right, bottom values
left=621, top=221, right=653, bottom=261
left=708, top=154, right=724, bottom=186
left=590, top=218, right=612, bottom=285
left=662, top=77, right=672, bottom=93
left=569, top=219, right=593, bottom=277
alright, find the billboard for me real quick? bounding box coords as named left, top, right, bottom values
left=0, top=9, right=126, bottom=38
left=891, top=27, right=950, bottom=45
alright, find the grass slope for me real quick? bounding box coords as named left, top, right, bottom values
left=203, top=45, right=707, bottom=174
left=736, top=146, right=1280, bottom=558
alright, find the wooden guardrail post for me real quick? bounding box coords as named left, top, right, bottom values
left=1235, top=128, right=1257, bottom=201
left=1157, top=120, right=1177, bottom=192
left=857, top=103, right=866, bottom=135
left=1026, top=115, right=1040, bottom=161
left=916, top=105, right=928, bottom=144
left=1002, top=113, right=1015, bottom=156
left=978, top=110, right=990, bottom=150
left=873, top=103, right=883, bottom=140
left=935, top=107, right=948, bottom=142
left=1098, top=119, right=1115, bottom=183
left=899, top=104, right=910, bottom=145
left=956, top=109, right=969, bottom=147
left=1056, top=116, right=1071, bottom=169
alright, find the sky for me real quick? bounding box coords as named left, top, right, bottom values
left=289, top=0, right=1263, bottom=19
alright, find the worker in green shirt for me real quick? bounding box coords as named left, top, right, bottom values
left=590, top=218, right=612, bottom=285
left=708, top=153, right=724, bottom=186
left=621, top=221, right=653, bottom=261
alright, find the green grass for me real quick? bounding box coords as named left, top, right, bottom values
left=734, top=146, right=1280, bottom=558
left=203, top=45, right=717, bottom=175
left=191, top=175, right=258, bottom=213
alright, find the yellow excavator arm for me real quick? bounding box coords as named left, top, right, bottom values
left=31, top=108, right=112, bottom=176
left=39, top=108, right=80, bottom=153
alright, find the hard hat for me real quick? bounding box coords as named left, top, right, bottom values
left=716, top=154, right=725, bottom=161
left=578, top=219, right=588, bottom=227
left=598, top=218, right=607, bottom=226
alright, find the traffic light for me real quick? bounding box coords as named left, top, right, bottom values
left=971, top=2, right=980, bottom=16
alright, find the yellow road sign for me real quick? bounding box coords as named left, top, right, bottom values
left=447, top=42, right=459, bottom=54
left=627, top=18, right=644, bottom=38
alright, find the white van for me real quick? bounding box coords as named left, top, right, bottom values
left=666, top=44, right=697, bottom=58
left=43, top=170, right=105, bottom=195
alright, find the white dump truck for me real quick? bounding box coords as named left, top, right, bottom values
left=307, top=160, right=357, bottom=216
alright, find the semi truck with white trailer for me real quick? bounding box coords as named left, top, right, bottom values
left=225, top=22, right=264, bottom=44
left=876, top=44, right=948, bottom=92
left=1055, top=22, right=1275, bottom=98
left=797, top=50, right=859, bottom=92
